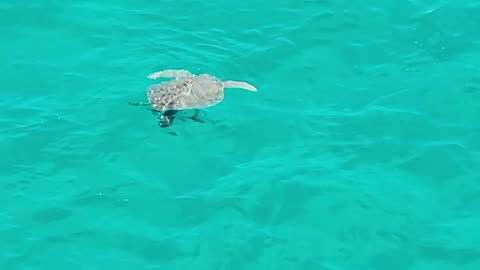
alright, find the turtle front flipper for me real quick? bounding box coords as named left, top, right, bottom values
left=128, top=101, right=149, bottom=106
left=147, top=69, right=192, bottom=80
left=186, top=109, right=204, bottom=123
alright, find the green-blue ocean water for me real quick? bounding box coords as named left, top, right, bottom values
left=1, top=0, right=480, bottom=269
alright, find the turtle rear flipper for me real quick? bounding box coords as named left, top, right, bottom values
left=223, top=80, right=257, bottom=92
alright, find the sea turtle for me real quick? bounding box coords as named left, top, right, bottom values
left=133, top=69, right=257, bottom=128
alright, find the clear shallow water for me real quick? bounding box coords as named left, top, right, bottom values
left=1, top=0, right=480, bottom=269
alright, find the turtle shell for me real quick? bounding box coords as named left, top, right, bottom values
left=147, top=74, right=224, bottom=111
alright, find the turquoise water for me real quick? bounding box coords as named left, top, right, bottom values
left=1, top=0, right=480, bottom=269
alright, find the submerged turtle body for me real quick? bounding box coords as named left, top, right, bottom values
left=144, top=69, right=257, bottom=127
